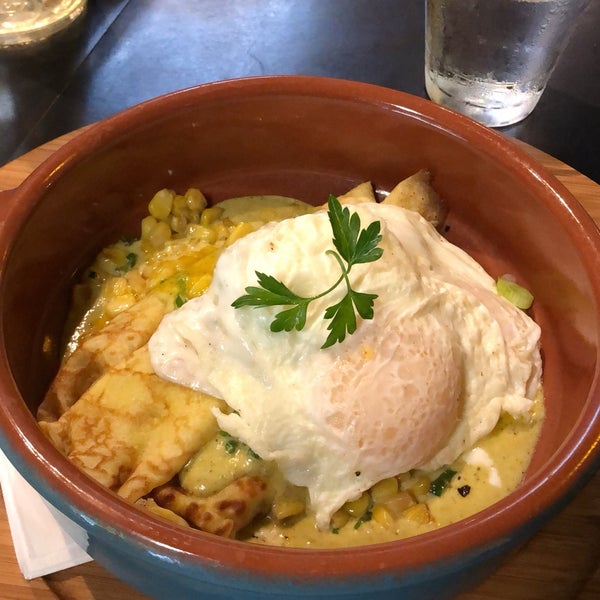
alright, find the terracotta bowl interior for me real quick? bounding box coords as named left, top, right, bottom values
left=0, top=78, right=598, bottom=572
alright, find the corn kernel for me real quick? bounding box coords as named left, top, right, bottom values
left=171, top=194, right=187, bottom=217
left=370, top=477, right=399, bottom=503
left=200, top=206, right=224, bottom=227
left=148, top=189, right=174, bottom=220
left=330, top=509, right=350, bottom=530
left=187, top=211, right=201, bottom=226
left=123, top=270, right=146, bottom=295
left=383, top=491, right=416, bottom=517
left=141, top=215, right=171, bottom=250
left=186, top=224, right=218, bottom=244
left=372, top=504, right=395, bottom=528
left=402, top=503, right=431, bottom=525
left=104, top=276, right=130, bottom=296
left=144, top=219, right=172, bottom=250
left=141, top=214, right=156, bottom=235
left=397, top=471, right=412, bottom=484
left=170, top=214, right=188, bottom=234
left=272, top=497, right=306, bottom=521
left=185, top=188, right=207, bottom=212
left=212, top=222, right=231, bottom=243
left=409, top=475, right=431, bottom=498
left=344, top=492, right=370, bottom=517
left=95, top=254, right=119, bottom=276
left=104, top=290, right=137, bottom=319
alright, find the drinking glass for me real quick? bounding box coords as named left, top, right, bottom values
left=425, top=0, right=589, bottom=127
left=0, top=0, right=86, bottom=47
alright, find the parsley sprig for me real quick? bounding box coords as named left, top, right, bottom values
left=231, top=195, right=383, bottom=349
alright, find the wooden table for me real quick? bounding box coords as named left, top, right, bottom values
left=0, top=132, right=598, bottom=600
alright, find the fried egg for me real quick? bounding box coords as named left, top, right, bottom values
left=149, top=202, right=542, bottom=529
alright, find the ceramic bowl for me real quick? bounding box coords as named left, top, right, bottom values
left=0, top=76, right=598, bottom=600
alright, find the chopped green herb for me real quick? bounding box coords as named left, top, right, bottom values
left=115, top=251, right=138, bottom=274
left=218, top=431, right=239, bottom=454
left=331, top=527, right=340, bottom=535
left=224, top=438, right=239, bottom=454
left=174, top=275, right=187, bottom=308
left=353, top=508, right=373, bottom=530
left=429, top=468, right=457, bottom=497
left=125, top=252, right=137, bottom=269
left=247, top=447, right=261, bottom=460
left=218, top=430, right=260, bottom=459
left=231, top=195, right=383, bottom=349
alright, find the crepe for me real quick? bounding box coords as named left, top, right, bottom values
left=39, top=346, right=225, bottom=503
left=153, top=476, right=272, bottom=538
left=39, top=294, right=169, bottom=422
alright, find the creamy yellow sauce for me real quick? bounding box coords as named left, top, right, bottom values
left=52, top=186, right=544, bottom=548
left=239, top=393, right=543, bottom=547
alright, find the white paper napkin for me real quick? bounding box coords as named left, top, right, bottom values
left=0, top=450, right=92, bottom=579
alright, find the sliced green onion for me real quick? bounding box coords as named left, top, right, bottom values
left=496, top=276, right=534, bottom=310
left=429, top=468, right=457, bottom=497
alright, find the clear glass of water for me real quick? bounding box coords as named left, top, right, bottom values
left=0, top=0, right=87, bottom=47
left=425, top=0, right=589, bottom=127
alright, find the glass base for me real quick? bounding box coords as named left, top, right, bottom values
left=0, top=0, right=86, bottom=47
left=425, top=68, right=543, bottom=128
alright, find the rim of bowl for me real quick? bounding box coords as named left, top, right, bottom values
left=0, top=75, right=599, bottom=580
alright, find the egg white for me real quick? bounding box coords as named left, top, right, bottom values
left=149, top=202, right=541, bottom=528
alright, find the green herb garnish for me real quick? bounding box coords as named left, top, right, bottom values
left=218, top=430, right=261, bottom=459
left=429, top=468, right=457, bottom=497
left=174, top=274, right=188, bottom=308
left=117, top=251, right=138, bottom=273
left=218, top=430, right=241, bottom=454
left=125, top=252, right=137, bottom=269
left=353, top=508, right=373, bottom=530
left=231, top=195, right=383, bottom=349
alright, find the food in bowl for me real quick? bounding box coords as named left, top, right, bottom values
left=36, top=168, right=544, bottom=547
